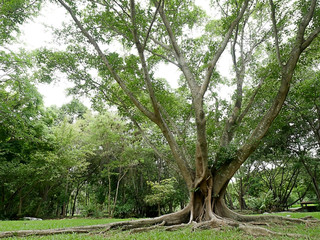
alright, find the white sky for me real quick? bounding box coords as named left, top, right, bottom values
left=15, top=1, right=233, bottom=108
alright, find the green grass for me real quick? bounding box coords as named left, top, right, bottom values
left=0, top=226, right=255, bottom=240
left=270, top=211, right=320, bottom=219
left=1, top=213, right=320, bottom=239
left=291, top=204, right=301, bottom=208
left=0, top=218, right=129, bottom=232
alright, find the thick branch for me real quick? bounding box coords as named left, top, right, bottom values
left=132, top=120, right=169, bottom=162
left=297, top=0, right=317, bottom=39
left=130, top=0, right=161, bottom=119
left=157, top=2, right=210, bottom=184
left=158, top=3, right=200, bottom=97
left=301, top=27, right=320, bottom=51
left=269, top=0, right=283, bottom=67
left=158, top=120, right=194, bottom=189
left=219, top=5, right=266, bottom=147
left=129, top=1, right=194, bottom=187
left=142, top=0, right=162, bottom=50
left=237, top=79, right=264, bottom=124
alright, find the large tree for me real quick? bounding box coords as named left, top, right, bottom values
left=5, top=0, right=319, bottom=237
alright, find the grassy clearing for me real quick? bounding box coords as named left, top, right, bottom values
left=1, top=212, right=320, bottom=239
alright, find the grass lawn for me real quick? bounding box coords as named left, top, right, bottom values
left=1, top=213, right=320, bottom=239
left=0, top=218, right=128, bottom=232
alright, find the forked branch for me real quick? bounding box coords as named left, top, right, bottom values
left=130, top=0, right=161, bottom=118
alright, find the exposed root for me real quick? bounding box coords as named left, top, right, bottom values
left=129, top=221, right=166, bottom=234
left=232, top=212, right=318, bottom=225
left=192, top=217, right=239, bottom=231
left=165, top=223, right=189, bottom=231
left=215, top=198, right=320, bottom=225
left=300, top=215, right=320, bottom=222
left=191, top=216, right=307, bottom=238
left=192, top=219, right=225, bottom=230
left=0, top=206, right=190, bottom=238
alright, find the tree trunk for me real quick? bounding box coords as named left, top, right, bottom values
left=111, top=169, right=127, bottom=217
left=35, top=186, right=51, bottom=217
left=157, top=203, right=161, bottom=217
left=107, top=168, right=111, bottom=216
left=71, top=186, right=81, bottom=216
left=55, top=203, right=59, bottom=217
left=86, top=186, right=89, bottom=206
left=225, top=190, right=234, bottom=210
left=0, top=185, right=4, bottom=217
left=18, top=191, right=22, bottom=217
left=238, top=177, right=247, bottom=211
left=300, top=157, right=320, bottom=202
left=62, top=181, right=69, bottom=217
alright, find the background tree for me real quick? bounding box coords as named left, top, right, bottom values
left=144, top=178, right=177, bottom=216
left=287, top=69, right=320, bottom=202
left=0, top=50, right=49, bottom=218
left=263, top=66, right=320, bottom=203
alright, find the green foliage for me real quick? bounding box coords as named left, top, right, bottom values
left=58, top=99, right=88, bottom=123
left=113, top=202, right=136, bottom=218
left=144, top=178, right=177, bottom=206
left=81, top=204, right=104, bottom=218
left=214, top=144, right=237, bottom=168
left=246, top=190, right=275, bottom=212
left=0, top=0, right=41, bottom=44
